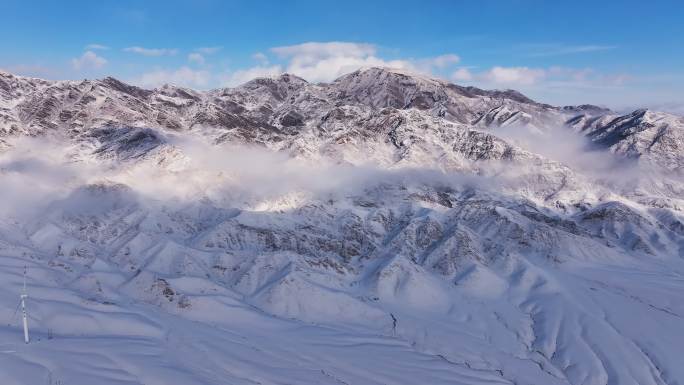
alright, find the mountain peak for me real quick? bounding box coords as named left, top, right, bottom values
left=335, top=66, right=445, bottom=85
left=277, top=72, right=308, bottom=84
left=237, top=72, right=308, bottom=89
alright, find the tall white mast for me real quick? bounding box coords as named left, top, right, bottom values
left=20, top=266, right=29, bottom=344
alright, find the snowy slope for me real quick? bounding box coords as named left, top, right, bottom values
left=0, top=68, right=684, bottom=385
left=567, top=108, right=684, bottom=172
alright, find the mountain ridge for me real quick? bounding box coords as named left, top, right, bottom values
left=3, top=67, right=679, bottom=160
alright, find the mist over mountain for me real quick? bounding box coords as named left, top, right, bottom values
left=1, top=67, right=683, bottom=385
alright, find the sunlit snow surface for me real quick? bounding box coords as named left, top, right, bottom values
left=2, top=235, right=683, bottom=385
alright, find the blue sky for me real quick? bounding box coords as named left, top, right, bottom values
left=1, top=0, right=682, bottom=110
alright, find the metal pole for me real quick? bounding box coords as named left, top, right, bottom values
left=21, top=266, right=29, bottom=344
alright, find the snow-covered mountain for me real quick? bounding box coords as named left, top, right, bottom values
left=1, top=67, right=683, bottom=385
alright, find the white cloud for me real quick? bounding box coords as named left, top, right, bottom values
left=186, top=47, right=221, bottom=66
left=195, top=46, right=222, bottom=54
left=124, top=46, right=178, bottom=56
left=188, top=53, right=205, bottom=65
left=134, top=66, right=211, bottom=88
left=426, top=54, right=460, bottom=68
left=71, top=51, right=107, bottom=70
left=252, top=52, right=269, bottom=64
left=451, top=68, right=473, bottom=81
left=271, top=42, right=377, bottom=61
left=482, top=66, right=547, bottom=85
left=221, top=65, right=284, bottom=87
left=85, top=43, right=109, bottom=50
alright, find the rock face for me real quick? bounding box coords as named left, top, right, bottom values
left=1, top=67, right=684, bottom=385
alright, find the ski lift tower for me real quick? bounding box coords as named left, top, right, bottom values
left=20, top=266, right=29, bottom=344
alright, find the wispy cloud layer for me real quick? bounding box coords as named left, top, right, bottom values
left=451, top=65, right=630, bottom=90
left=522, top=44, right=617, bottom=57
left=85, top=43, right=109, bottom=50
left=645, top=102, right=684, bottom=116
left=124, top=46, right=179, bottom=56
left=194, top=46, right=222, bottom=55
